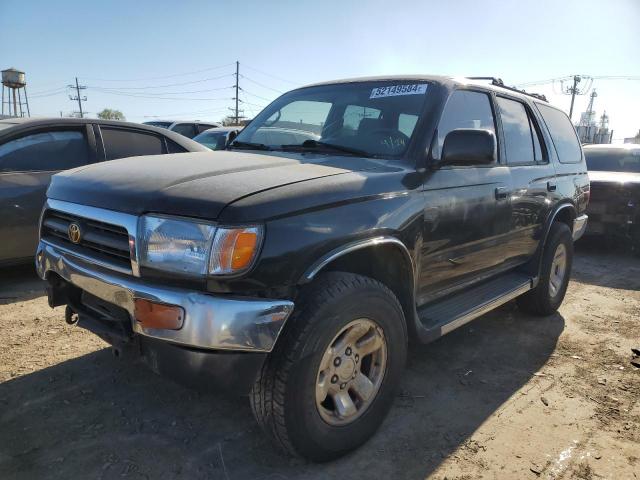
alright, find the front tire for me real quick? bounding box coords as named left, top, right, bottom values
left=250, top=272, right=407, bottom=461
left=517, top=222, right=573, bottom=315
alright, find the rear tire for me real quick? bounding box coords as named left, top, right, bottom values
left=517, top=222, right=573, bottom=316
left=250, top=272, right=407, bottom=461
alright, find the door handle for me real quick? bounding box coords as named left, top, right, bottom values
left=495, top=187, right=509, bottom=200
left=547, top=182, right=557, bottom=192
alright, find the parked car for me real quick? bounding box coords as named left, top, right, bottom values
left=0, top=117, right=208, bottom=266
left=142, top=120, right=221, bottom=138
left=36, top=76, right=589, bottom=461
left=192, top=126, right=241, bottom=150
left=584, top=144, right=640, bottom=250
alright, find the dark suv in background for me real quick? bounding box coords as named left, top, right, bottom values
left=0, top=117, right=208, bottom=265
left=36, top=76, right=588, bottom=461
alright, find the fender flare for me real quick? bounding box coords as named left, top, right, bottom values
left=301, top=236, right=416, bottom=288
left=528, top=202, right=577, bottom=278
left=541, top=202, right=577, bottom=244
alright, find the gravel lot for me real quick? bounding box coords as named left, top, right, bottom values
left=1, top=240, right=639, bottom=480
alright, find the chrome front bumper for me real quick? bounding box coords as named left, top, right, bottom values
left=36, top=241, right=294, bottom=352
left=573, top=214, right=589, bottom=241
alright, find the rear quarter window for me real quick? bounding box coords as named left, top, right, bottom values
left=535, top=103, right=582, bottom=164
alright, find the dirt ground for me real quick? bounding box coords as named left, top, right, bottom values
left=1, top=240, right=639, bottom=480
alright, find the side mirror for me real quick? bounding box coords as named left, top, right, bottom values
left=441, top=129, right=496, bottom=167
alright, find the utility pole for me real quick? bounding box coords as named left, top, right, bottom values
left=565, top=75, right=581, bottom=121
left=68, top=77, right=87, bottom=118
left=234, top=61, right=239, bottom=125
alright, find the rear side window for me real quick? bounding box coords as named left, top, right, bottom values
left=101, top=128, right=165, bottom=160
left=0, top=130, right=90, bottom=172
left=496, top=97, right=545, bottom=164
left=197, top=124, right=216, bottom=133
left=435, top=90, right=496, bottom=159
left=536, top=104, right=582, bottom=164
left=166, top=138, right=188, bottom=153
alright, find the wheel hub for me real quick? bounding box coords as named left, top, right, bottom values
left=335, top=356, right=356, bottom=382
left=315, top=318, right=387, bottom=426
left=549, top=243, right=567, bottom=298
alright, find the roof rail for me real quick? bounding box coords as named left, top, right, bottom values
left=466, top=76, right=548, bottom=102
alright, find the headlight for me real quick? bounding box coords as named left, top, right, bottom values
left=138, top=215, right=262, bottom=276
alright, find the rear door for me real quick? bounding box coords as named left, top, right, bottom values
left=0, top=126, right=95, bottom=262
left=495, top=96, right=557, bottom=263
left=418, top=89, right=513, bottom=303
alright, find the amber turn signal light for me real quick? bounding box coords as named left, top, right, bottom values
left=134, top=298, right=184, bottom=330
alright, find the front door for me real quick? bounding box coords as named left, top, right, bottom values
left=0, top=127, right=93, bottom=263
left=418, top=89, right=512, bottom=303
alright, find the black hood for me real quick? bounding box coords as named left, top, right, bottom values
left=47, top=151, right=357, bottom=219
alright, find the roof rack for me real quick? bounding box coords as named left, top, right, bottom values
left=466, top=76, right=548, bottom=102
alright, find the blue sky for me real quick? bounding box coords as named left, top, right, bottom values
left=1, top=0, right=639, bottom=138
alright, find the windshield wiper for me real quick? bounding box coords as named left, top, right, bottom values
left=281, top=140, right=372, bottom=158
left=228, top=140, right=272, bottom=151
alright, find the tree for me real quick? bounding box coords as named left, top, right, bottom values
left=221, top=115, right=248, bottom=126
left=97, top=108, right=125, bottom=121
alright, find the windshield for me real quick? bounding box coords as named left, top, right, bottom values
left=585, top=148, right=640, bottom=173
left=193, top=131, right=227, bottom=150
left=233, top=81, right=430, bottom=158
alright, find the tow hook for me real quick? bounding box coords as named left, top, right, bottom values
left=65, top=305, right=79, bottom=325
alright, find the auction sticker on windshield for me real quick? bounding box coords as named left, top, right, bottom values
left=370, top=84, right=428, bottom=99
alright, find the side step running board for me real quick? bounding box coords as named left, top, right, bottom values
left=416, top=272, right=534, bottom=342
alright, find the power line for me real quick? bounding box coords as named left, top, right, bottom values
left=515, top=74, right=640, bottom=87
left=590, top=75, right=640, bottom=81
left=92, top=89, right=233, bottom=101
left=240, top=89, right=274, bottom=102
left=514, top=76, right=572, bottom=87
left=80, top=62, right=235, bottom=82
left=143, top=107, right=230, bottom=118
left=93, top=85, right=234, bottom=96
left=241, top=64, right=301, bottom=86
left=87, top=72, right=235, bottom=90
left=239, top=75, right=284, bottom=93
left=30, top=88, right=68, bottom=98
left=239, top=98, right=267, bottom=109
left=29, top=85, right=68, bottom=96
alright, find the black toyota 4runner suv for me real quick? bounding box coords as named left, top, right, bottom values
left=36, top=76, right=589, bottom=461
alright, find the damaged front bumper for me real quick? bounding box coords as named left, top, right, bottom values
left=35, top=240, right=294, bottom=353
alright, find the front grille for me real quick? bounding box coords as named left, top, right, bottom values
left=588, top=183, right=635, bottom=216
left=41, top=209, right=133, bottom=272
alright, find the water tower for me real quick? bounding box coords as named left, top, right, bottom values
left=2, top=68, right=30, bottom=117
